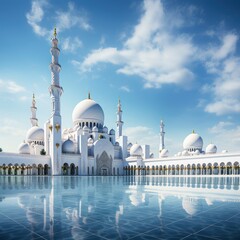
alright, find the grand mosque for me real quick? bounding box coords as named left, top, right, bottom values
left=0, top=30, right=239, bottom=176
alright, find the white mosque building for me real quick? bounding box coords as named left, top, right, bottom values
left=0, top=29, right=239, bottom=176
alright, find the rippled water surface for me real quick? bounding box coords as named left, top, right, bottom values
left=0, top=176, right=239, bottom=239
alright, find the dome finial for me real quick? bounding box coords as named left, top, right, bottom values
left=88, top=91, right=91, bottom=99
left=192, top=129, right=195, bottom=133
left=53, top=27, right=57, bottom=38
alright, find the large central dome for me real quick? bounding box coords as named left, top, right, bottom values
left=72, top=98, right=104, bottom=127
left=183, top=131, right=203, bottom=152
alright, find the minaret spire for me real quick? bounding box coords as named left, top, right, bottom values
left=53, top=27, right=57, bottom=39
left=159, top=120, right=165, bottom=152
left=30, top=93, right=38, bottom=127
left=49, top=28, right=63, bottom=175
left=116, top=98, right=123, bottom=139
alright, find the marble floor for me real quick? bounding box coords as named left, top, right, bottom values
left=0, top=175, right=239, bottom=239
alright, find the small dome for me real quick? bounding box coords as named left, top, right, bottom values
left=222, top=150, right=228, bottom=153
left=206, top=144, right=217, bottom=154
left=92, top=126, right=98, bottom=132
left=177, top=152, right=182, bottom=156
left=62, top=139, right=74, bottom=154
left=130, top=144, right=142, bottom=157
left=183, top=132, right=203, bottom=152
left=72, top=98, right=104, bottom=126
left=194, top=149, right=200, bottom=155
left=160, top=149, right=168, bottom=158
left=115, top=142, right=119, bottom=146
left=109, top=129, right=115, bottom=135
left=18, top=142, right=30, bottom=154
left=26, top=126, right=44, bottom=143
left=103, top=126, right=108, bottom=133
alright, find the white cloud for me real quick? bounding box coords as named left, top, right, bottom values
left=0, top=79, right=26, bottom=93
left=202, top=33, right=240, bottom=115
left=120, top=86, right=130, bottom=92
left=0, top=118, right=26, bottom=137
left=75, top=0, right=196, bottom=88
left=26, top=1, right=91, bottom=48
left=124, top=126, right=159, bottom=155
left=62, top=37, right=82, bottom=52
left=213, top=34, right=238, bottom=60
left=55, top=2, right=91, bottom=32
left=26, top=0, right=49, bottom=37
left=209, top=121, right=233, bottom=134
left=208, top=121, right=240, bottom=152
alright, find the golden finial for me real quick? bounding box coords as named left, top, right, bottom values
left=88, top=91, right=91, bottom=99
left=54, top=27, right=57, bottom=38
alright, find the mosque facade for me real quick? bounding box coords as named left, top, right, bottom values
left=0, top=30, right=239, bottom=176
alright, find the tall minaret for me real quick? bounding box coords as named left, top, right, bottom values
left=116, top=98, right=123, bottom=139
left=30, top=94, right=38, bottom=127
left=49, top=28, right=63, bottom=175
left=159, top=120, right=165, bottom=152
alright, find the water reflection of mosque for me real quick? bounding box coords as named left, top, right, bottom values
left=0, top=176, right=239, bottom=239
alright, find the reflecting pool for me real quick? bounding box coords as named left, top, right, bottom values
left=0, top=176, right=239, bottom=239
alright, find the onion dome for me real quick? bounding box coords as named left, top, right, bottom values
left=26, top=126, right=44, bottom=143
left=160, top=149, right=168, bottom=158
left=62, top=139, right=74, bottom=154
left=183, top=131, right=203, bottom=152
left=109, top=129, right=115, bottom=135
left=92, top=126, right=98, bottom=132
left=103, top=126, right=108, bottom=133
left=206, top=144, right=217, bottom=154
left=130, top=144, right=143, bottom=157
left=72, top=97, right=104, bottom=127
left=18, top=142, right=30, bottom=154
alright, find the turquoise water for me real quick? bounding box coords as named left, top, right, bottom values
left=0, top=176, right=239, bottom=239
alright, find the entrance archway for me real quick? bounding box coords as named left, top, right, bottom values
left=96, top=151, right=112, bottom=176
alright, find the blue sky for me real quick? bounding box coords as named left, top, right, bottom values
left=0, top=0, right=240, bottom=156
